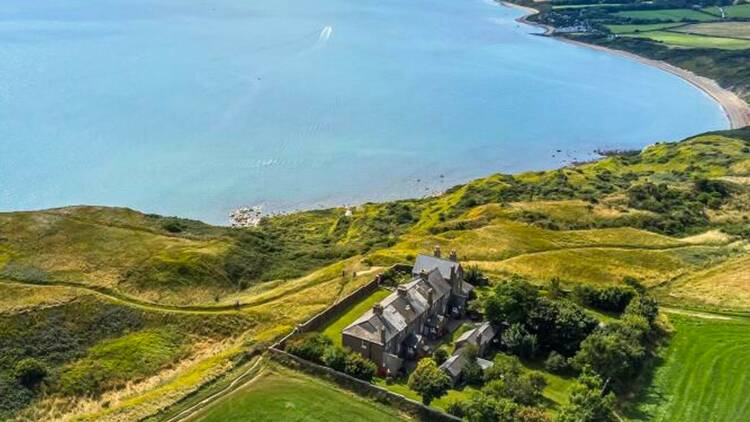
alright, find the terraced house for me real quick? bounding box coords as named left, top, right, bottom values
left=342, top=247, right=474, bottom=375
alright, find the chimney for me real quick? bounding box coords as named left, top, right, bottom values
left=373, top=304, right=383, bottom=316
left=380, top=326, right=386, bottom=345
left=477, top=332, right=483, bottom=347
left=428, top=289, right=434, bottom=307
left=449, top=250, right=458, bottom=262
left=433, top=245, right=441, bottom=258
left=397, top=286, right=408, bottom=298
left=419, top=269, right=428, bottom=281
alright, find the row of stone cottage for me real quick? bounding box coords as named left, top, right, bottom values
left=342, top=247, right=497, bottom=380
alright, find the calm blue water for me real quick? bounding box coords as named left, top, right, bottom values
left=0, top=0, right=727, bottom=224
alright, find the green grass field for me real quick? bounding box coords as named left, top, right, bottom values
left=606, top=23, right=684, bottom=34
left=623, top=31, right=750, bottom=49
left=615, top=9, right=718, bottom=22
left=703, top=4, right=750, bottom=19
left=191, top=365, right=405, bottom=422
left=628, top=313, right=750, bottom=421
left=675, top=21, right=750, bottom=40
left=321, top=288, right=391, bottom=347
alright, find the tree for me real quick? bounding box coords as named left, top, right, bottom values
left=14, top=358, right=48, bottom=389
left=624, top=294, right=659, bottom=325
left=408, top=358, right=451, bottom=405
left=461, top=345, right=484, bottom=386
left=501, top=323, right=538, bottom=358
left=484, top=278, right=539, bottom=325
left=571, top=324, right=645, bottom=385
left=558, top=369, right=616, bottom=422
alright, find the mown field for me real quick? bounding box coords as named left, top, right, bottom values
left=622, top=31, right=750, bottom=50
left=627, top=313, right=750, bottom=421
left=614, top=9, right=717, bottom=22
left=189, top=363, right=405, bottom=422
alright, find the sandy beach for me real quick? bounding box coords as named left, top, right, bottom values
left=502, top=2, right=750, bottom=129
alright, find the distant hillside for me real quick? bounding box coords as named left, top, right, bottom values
left=1, top=128, right=750, bottom=420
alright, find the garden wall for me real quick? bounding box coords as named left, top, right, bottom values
left=275, top=263, right=412, bottom=348
left=267, top=347, right=461, bottom=422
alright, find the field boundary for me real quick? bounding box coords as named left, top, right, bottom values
left=267, top=347, right=460, bottom=422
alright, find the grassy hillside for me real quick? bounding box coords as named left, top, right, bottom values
left=2, top=128, right=750, bottom=420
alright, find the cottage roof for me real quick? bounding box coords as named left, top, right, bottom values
left=342, top=268, right=452, bottom=345
left=439, top=352, right=495, bottom=378
left=455, top=322, right=495, bottom=348
left=412, top=254, right=462, bottom=281
left=439, top=353, right=467, bottom=378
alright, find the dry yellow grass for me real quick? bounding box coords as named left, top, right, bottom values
left=661, top=254, right=750, bottom=311
left=467, top=247, right=694, bottom=286
left=0, top=282, right=82, bottom=314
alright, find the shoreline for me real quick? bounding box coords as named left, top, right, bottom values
left=501, top=2, right=750, bottom=129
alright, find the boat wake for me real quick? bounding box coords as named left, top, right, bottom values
left=315, top=25, right=333, bottom=49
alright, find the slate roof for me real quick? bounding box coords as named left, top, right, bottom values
left=439, top=353, right=466, bottom=378
left=439, top=352, right=494, bottom=379
left=342, top=268, right=452, bottom=345
left=412, top=254, right=461, bottom=281
left=455, top=322, right=495, bottom=348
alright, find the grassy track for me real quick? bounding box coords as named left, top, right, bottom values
left=628, top=313, right=750, bottom=421
left=189, top=365, right=405, bottom=422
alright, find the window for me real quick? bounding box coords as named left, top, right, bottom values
left=361, top=342, right=367, bottom=350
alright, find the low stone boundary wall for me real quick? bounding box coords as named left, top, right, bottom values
left=267, top=347, right=461, bottom=422
left=275, top=263, right=412, bottom=349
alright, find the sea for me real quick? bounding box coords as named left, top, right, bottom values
left=0, top=0, right=728, bottom=224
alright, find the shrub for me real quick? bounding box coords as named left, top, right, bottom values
left=285, top=333, right=332, bottom=364
left=343, top=352, right=376, bottom=381
left=14, top=358, right=47, bottom=389
left=544, top=351, right=569, bottom=374
left=433, top=346, right=450, bottom=365
left=321, top=347, right=347, bottom=372
left=408, top=358, right=451, bottom=405
left=573, top=285, right=636, bottom=314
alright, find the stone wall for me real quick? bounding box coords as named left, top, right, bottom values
left=267, top=347, right=461, bottom=422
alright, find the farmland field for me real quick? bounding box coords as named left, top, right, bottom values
left=674, top=22, right=750, bottom=40
left=628, top=313, right=750, bottom=421
left=614, top=9, right=719, bottom=22
left=623, top=31, right=750, bottom=49
left=703, top=4, right=750, bottom=18
left=190, top=364, right=405, bottom=422
left=606, top=23, right=685, bottom=34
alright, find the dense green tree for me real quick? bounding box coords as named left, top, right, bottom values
left=484, top=278, right=539, bottom=325
left=408, top=358, right=451, bottom=405
left=501, top=323, right=538, bottom=359
left=558, top=370, right=616, bottom=422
